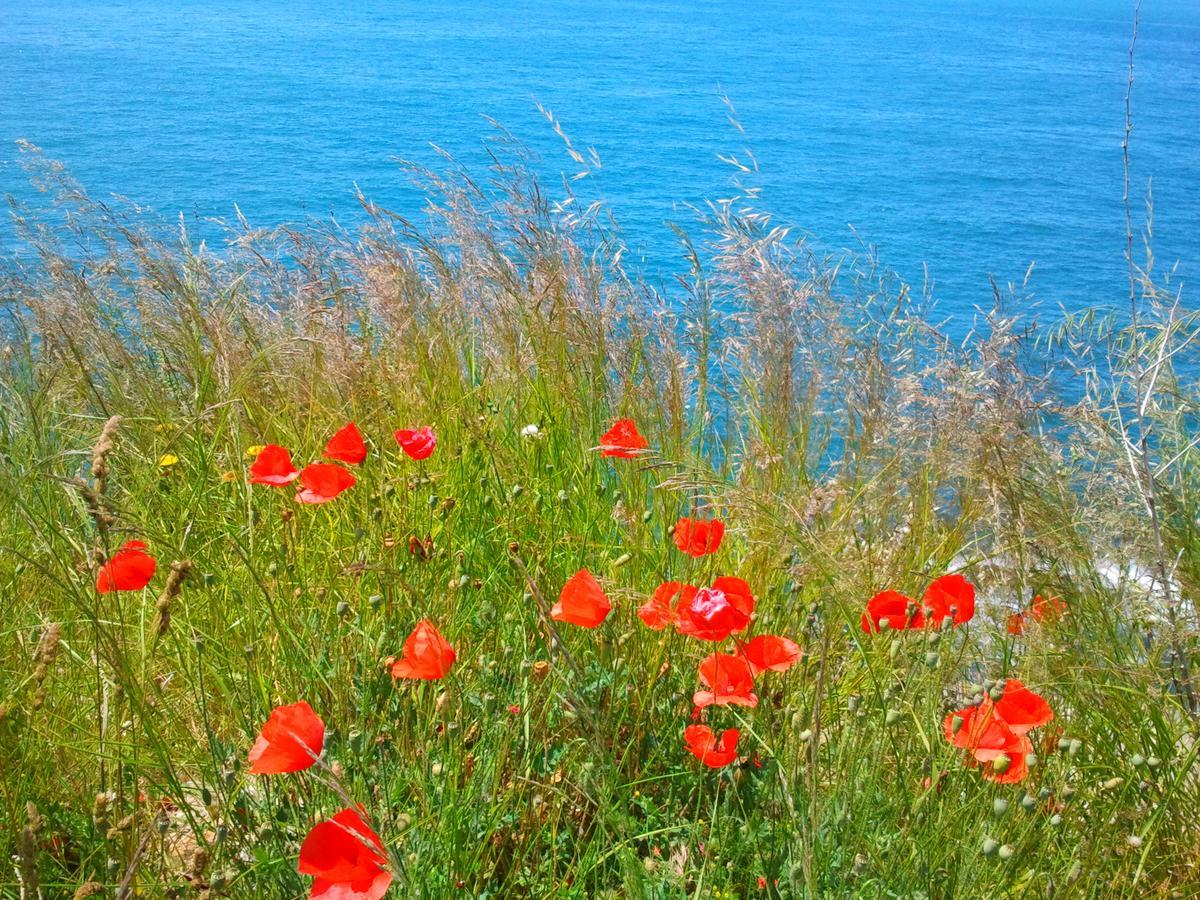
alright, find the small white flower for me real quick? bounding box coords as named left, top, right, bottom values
left=521, top=423, right=542, bottom=440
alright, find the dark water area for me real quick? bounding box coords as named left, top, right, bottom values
left=1, top=0, right=1198, bottom=336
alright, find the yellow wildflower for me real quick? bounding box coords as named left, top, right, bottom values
left=245, top=444, right=266, bottom=459
left=158, top=453, right=179, bottom=468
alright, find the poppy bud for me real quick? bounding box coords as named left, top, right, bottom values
left=508, top=542, right=521, bottom=555
left=1100, top=777, right=1123, bottom=792
left=989, top=686, right=1003, bottom=702
left=878, top=619, right=890, bottom=631
left=992, top=753, right=1011, bottom=775
left=993, top=798, right=1008, bottom=817
left=642, top=509, right=652, bottom=523
left=981, top=838, right=999, bottom=857
left=889, top=639, right=902, bottom=659
left=998, top=844, right=1015, bottom=861
left=458, top=574, right=469, bottom=589
left=613, top=553, right=632, bottom=567
left=951, top=716, right=964, bottom=735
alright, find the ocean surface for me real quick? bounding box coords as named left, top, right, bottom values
left=1, top=0, right=1198, bottom=327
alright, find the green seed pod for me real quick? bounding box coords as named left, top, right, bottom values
left=1021, top=792, right=1036, bottom=811
left=951, top=716, right=964, bottom=735
left=1147, top=755, right=1161, bottom=768
left=992, top=753, right=1012, bottom=775
left=1058, top=737, right=1071, bottom=752
left=1068, top=739, right=1083, bottom=758
left=1131, top=753, right=1146, bottom=768
left=368, top=594, right=384, bottom=610
left=997, top=844, right=1015, bottom=861
left=336, top=600, right=350, bottom=617
left=989, top=686, right=1004, bottom=702
left=926, top=630, right=940, bottom=646
left=642, top=509, right=652, bottom=523
left=878, top=619, right=891, bottom=631
left=993, top=798, right=1009, bottom=817
left=1038, top=787, right=1051, bottom=801
left=1025, top=752, right=1038, bottom=769
left=1062, top=784, right=1077, bottom=800
left=799, top=729, right=813, bottom=742
left=981, top=838, right=1000, bottom=857
left=889, top=639, right=902, bottom=660
left=613, top=553, right=633, bottom=567
left=1049, top=814, right=1063, bottom=827
left=925, top=652, right=940, bottom=668
left=885, top=708, right=903, bottom=726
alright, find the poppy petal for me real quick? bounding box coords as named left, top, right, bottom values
left=599, top=418, right=649, bottom=458
left=551, top=569, right=612, bottom=628
left=739, top=634, right=802, bottom=674
left=296, top=463, right=357, bottom=504
left=325, top=422, right=368, bottom=465
left=248, top=701, right=325, bottom=774
left=96, top=540, right=157, bottom=593
left=249, top=444, right=300, bottom=486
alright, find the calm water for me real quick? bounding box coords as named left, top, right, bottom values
left=1, top=0, right=1198, bottom=324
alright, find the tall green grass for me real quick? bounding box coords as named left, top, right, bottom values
left=2, top=143, right=1198, bottom=897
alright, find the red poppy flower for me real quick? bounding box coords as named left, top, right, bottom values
left=551, top=569, right=612, bottom=628
left=992, top=679, right=1054, bottom=734
left=249, top=444, right=300, bottom=486
left=637, top=581, right=693, bottom=630
left=390, top=620, right=456, bottom=680
left=739, top=634, right=802, bottom=674
left=325, top=422, right=368, bottom=465
left=684, top=725, right=740, bottom=768
left=96, top=540, right=157, bottom=593
left=599, top=418, right=649, bottom=458
left=944, top=681, right=1051, bottom=784
left=296, top=463, right=357, bottom=504
left=248, top=701, right=325, bottom=774
left=675, top=576, right=754, bottom=641
left=673, top=517, right=725, bottom=557
left=861, top=590, right=924, bottom=632
left=394, top=426, right=436, bottom=461
left=298, top=806, right=392, bottom=900
left=693, top=652, right=758, bottom=709
left=922, top=574, right=976, bottom=627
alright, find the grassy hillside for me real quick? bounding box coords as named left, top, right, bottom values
left=2, top=148, right=1199, bottom=898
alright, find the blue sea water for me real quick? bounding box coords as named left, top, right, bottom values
left=1, top=0, right=1198, bottom=326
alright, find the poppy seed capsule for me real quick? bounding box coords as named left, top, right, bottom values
left=885, top=708, right=902, bottom=726
left=1068, top=739, right=1083, bottom=757
left=998, top=844, right=1015, bottom=861
left=981, top=838, right=1000, bottom=857
left=368, top=594, right=383, bottom=610
left=1050, top=814, right=1063, bottom=827
left=1025, top=752, right=1038, bottom=768
left=1021, top=792, right=1036, bottom=811
left=993, top=798, right=1009, bottom=817
left=1147, top=755, right=1161, bottom=768
left=992, top=753, right=1012, bottom=775
left=1131, top=753, right=1146, bottom=768
left=336, top=601, right=350, bottom=617
left=925, top=652, right=940, bottom=667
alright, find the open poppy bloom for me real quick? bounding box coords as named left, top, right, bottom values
left=325, top=422, right=368, bottom=465
left=693, top=652, right=758, bottom=709
left=922, top=574, right=976, bottom=627
left=248, top=701, right=325, bottom=774
left=675, top=576, right=754, bottom=641
left=598, top=418, right=649, bottom=458
left=1008, top=594, right=1068, bottom=635
left=298, top=806, right=392, bottom=900
left=390, top=620, right=456, bottom=680
left=673, top=517, right=725, bottom=557
left=738, top=634, right=802, bottom=674
left=551, top=569, right=612, bottom=628
left=296, top=463, right=357, bottom=504
left=394, top=426, right=436, bottom=460
left=944, top=680, right=1052, bottom=783
left=249, top=444, right=300, bottom=486
left=684, top=724, right=740, bottom=768
left=96, top=540, right=157, bottom=593
left=637, top=581, right=693, bottom=630
left=861, top=574, right=976, bottom=632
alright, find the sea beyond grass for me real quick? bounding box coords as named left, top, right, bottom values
left=2, top=147, right=1200, bottom=898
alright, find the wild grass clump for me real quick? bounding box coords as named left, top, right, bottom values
left=1, top=141, right=1199, bottom=897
